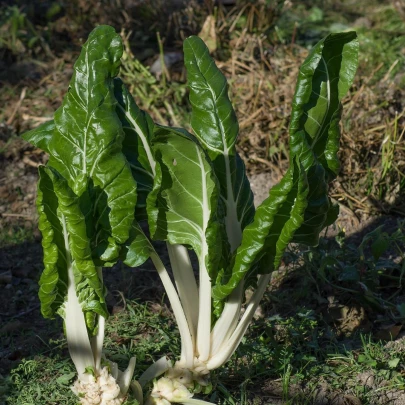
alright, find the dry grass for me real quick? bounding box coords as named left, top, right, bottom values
left=223, top=32, right=405, bottom=215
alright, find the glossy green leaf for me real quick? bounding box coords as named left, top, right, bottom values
left=184, top=35, right=254, bottom=252
left=44, top=168, right=107, bottom=308
left=289, top=32, right=358, bottom=245
left=290, top=32, right=358, bottom=177
left=291, top=162, right=333, bottom=246
left=184, top=36, right=238, bottom=153
left=22, top=119, right=54, bottom=153
left=37, top=167, right=108, bottom=331
left=147, top=126, right=223, bottom=279
left=114, top=78, right=155, bottom=221
left=44, top=26, right=136, bottom=258
left=213, top=159, right=308, bottom=300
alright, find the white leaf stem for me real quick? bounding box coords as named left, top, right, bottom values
left=117, top=357, right=137, bottom=397
left=139, top=356, right=171, bottom=388
left=206, top=273, right=271, bottom=370
left=209, top=282, right=243, bottom=357
left=167, top=243, right=199, bottom=349
left=150, top=252, right=194, bottom=369
left=177, top=399, right=216, bottom=405
left=90, top=266, right=105, bottom=374
left=196, top=146, right=212, bottom=362
left=62, top=214, right=95, bottom=382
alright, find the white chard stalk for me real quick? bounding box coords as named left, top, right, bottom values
left=63, top=228, right=138, bottom=403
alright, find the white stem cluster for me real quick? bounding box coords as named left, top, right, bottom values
left=146, top=377, right=193, bottom=405
left=72, top=367, right=124, bottom=405
left=144, top=361, right=212, bottom=405
left=148, top=241, right=269, bottom=398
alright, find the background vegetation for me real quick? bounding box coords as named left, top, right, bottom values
left=1, top=0, right=405, bottom=404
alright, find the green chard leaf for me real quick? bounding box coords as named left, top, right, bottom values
left=147, top=126, right=223, bottom=280
left=184, top=35, right=254, bottom=252
left=25, top=26, right=137, bottom=261
left=37, top=165, right=68, bottom=319
left=24, top=29, right=152, bottom=270
left=212, top=159, right=308, bottom=300
left=289, top=32, right=359, bottom=245
left=112, top=78, right=157, bottom=266
left=213, top=32, right=359, bottom=300
left=23, top=119, right=54, bottom=153
left=37, top=166, right=108, bottom=331
left=119, top=221, right=151, bottom=268
left=114, top=77, right=156, bottom=221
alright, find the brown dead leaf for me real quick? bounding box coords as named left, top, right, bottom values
left=198, top=15, right=217, bottom=53
left=327, top=305, right=371, bottom=336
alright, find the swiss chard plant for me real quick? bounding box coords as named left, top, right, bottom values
left=24, top=25, right=358, bottom=405
left=23, top=26, right=148, bottom=404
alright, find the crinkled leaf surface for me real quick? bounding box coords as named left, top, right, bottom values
left=147, top=126, right=223, bottom=279
left=184, top=35, right=254, bottom=252
left=24, top=33, right=152, bottom=268
left=37, top=167, right=108, bottom=332
left=290, top=32, right=358, bottom=178
left=112, top=78, right=159, bottom=266
left=37, top=166, right=68, bottom=319
left=184, top=36, right=238, bottom=153
left=212, top=159, right=308, bottom=300
left=28, top=26, right=137, bottom=260
left=289, top=32, right=358, bottom=245
left=212, top=33, right=359, bottom=299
